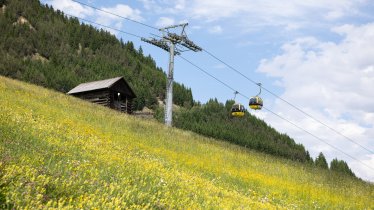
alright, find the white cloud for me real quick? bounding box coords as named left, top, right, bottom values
left=44, top=1, right=143, bottom=36
left=257, top=23, right=374, bottom=181
left=45, top=0, right=94, bottom=18
left=138, top=0, right=155, bottom=10
left=208, top=25, right=223, bottom=34
left=100, top=4, right=143, bottom=22
left=351, top=154, right=374, bottom=182
left=138, top=0, right=186, bottom=14
left=325, top=10, right=344, bottom=20
left=94, top=4, right=142, bottom=34
left=155, top=17, right=175, bottom=28
left=42, top=0, right=374, bottom=181
left=188, top=0, right=363, bottom=22
left=139, top=0, right=370, bottom=34
left=174, top=0, right=186, bottom=10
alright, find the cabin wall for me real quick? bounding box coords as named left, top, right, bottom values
left=71, top=87, right=135, bottom=114
left=109, top=91, right=133, bottom=114
left=75, top=90, right=111, bottom=107
left=110, top=91, right=121, bottom=111
left=111, top=79, right=135, bottom=98
left=126, top=99, right=133, bottom=114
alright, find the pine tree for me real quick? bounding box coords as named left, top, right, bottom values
left=0, top=0, right=195, bottom=111
left=315, top=152, right=328, bottom=169
left=305, top=151, right=314, bottom=164
left=330, top=158, right=356, bottom=177
left=138, top=46, right=143, bottom=55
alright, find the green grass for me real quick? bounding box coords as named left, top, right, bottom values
left=0, top=76, right=373, bottom=209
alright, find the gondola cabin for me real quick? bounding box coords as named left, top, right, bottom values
left=67, top=77, right=136, bottom=114
left=231, top=103, right=246, bottom=117
left=249, top=96, right=263, bottom=110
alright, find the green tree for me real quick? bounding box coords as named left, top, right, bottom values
left=315, top=152, right=328, bottom=169
left=330, top=158, right=356, bottom=177
left=138, top=46, right=143, bottom=55
left=1, top=0, right=320, bottom=167
left=172, top=99, right=313, bottom=162
left=0, top=0, right=194, bottom=111
left=305, top=151, right=314, bottom=164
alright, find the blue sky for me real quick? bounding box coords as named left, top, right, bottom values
left=41, top=0, right=374, bottom=181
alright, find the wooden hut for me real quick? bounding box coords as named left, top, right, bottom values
left=67, top=77, right=136, bottom=114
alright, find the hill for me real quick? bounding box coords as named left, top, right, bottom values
left=169, top=99, right=313, bottom=162
left=1, top=76, right=373, bottom=208
left=0, top=0, right=193, bottom=110
left=0, top=0, right=312, bottom=163
left=0, top=0, right=358, bottom=175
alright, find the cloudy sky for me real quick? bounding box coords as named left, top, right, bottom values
left=41, top=0, right=374, bottom=181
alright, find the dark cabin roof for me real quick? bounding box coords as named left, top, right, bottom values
left=67, top=77, right=136, bottom=98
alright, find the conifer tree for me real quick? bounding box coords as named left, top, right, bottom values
left=0, top=0, right=194, bottom=111
left=330, top=158, right=356, bottom=177
left=315, top=152, right=328, bottom=169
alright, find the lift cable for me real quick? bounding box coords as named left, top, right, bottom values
left=64, top=13, right=373, bottom=172
left=202, top=48, right=373, bottom=154
left=65, top=14, right=143, bottom=39
left=178, top=55, right=374, bottom=172
left=71, top=0, right=159, bottom=30
left=68, top=0, right=372, bottom=154
left=178, top=56, right=237, bottom=93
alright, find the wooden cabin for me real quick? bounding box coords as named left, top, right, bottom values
left=67, top=77, right=136, bottom=114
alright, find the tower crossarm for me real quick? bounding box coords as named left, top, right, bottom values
left=141, top=37, right=180, bottom=55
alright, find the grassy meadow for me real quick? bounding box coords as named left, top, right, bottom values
left=0, top=76, right=373, bottom=209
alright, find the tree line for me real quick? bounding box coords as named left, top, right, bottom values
left=0, top=0, right=193, bottom=110
left=0, top=0, right=356, bottom=178
left=315, top=152, right=356, bottom=177
left=155, top=99, right=356, bottom=178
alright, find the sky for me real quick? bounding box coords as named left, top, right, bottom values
left=41, top=0, right=374, bottom=182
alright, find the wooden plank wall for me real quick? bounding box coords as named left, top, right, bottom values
left=75, top=90, right=134, bottom=114
left=126, top=99, right=133, bottom=114
left=78, top=90, right=111, bottom=107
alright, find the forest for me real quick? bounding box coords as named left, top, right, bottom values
left=159, top=100, right=356, bottom=176
left=0, top=0, right=356, bottom=177
left=0, top=0, right=193, bottom=110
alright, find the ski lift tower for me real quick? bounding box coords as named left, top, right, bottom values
left=142, top=23, right=202, bottom=127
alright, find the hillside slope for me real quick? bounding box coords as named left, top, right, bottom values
left=0, top=0, right=317, bottom=166
left=0, top=0, right=193, bottom=110
left=171, top=99, right=313, bottom=162
left=1, top=76, right=373, bottom=209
